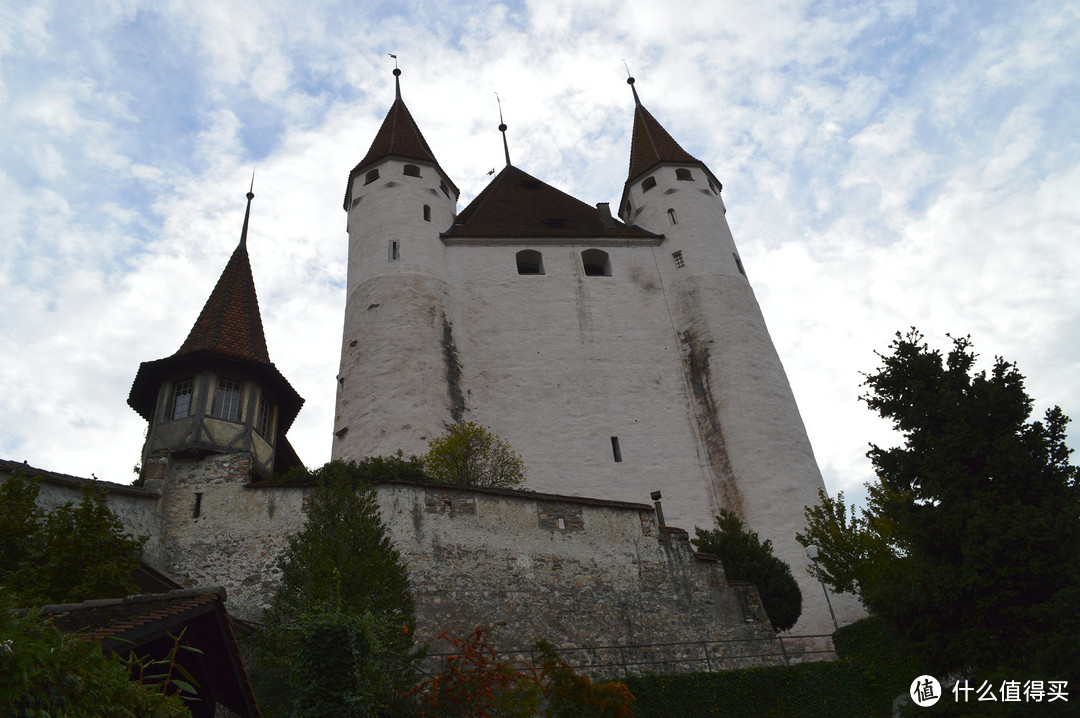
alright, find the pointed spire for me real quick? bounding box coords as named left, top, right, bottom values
left=624, top=77, right=700, bottom=183
left=390, top=54, right=401, bottom=99
left=176, top=192, right=270, bottom=364
left=239, top=169, right=255, bottom=248
left=624, top=62, right=642, bottom=106
left=496, top=92, right=511, bottom=167
left=343, top=65, right=459, bottom=209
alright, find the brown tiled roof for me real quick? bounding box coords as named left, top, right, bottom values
left=343, top=95, right=459, bottom=209
left=443, top=165, right=659, bottom=240
left=42, top=587, right=261, bottom=717
left=627, top=103, right=700, bottom=182
left=176, top=241, right=270, bottom=364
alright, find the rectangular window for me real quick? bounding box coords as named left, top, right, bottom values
left=169, top=378, right=194, bottom=420
left=256, top=396, right=273, bottom=436
left=211, top=378, right=242, bottom=422
left=672, top=250, right=685, bottom=268
left=611, top=436, right=622, bottom=462
left=389, top=240, right=400, bottom=261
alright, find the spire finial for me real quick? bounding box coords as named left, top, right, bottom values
left=496, top=92, right=511, bottom=167
left=623, top=61, right=641, bottom=106
left=389, top=54, right=401, bottom=99
left=240, top=169, right=255, bottom=248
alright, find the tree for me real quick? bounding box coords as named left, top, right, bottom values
left=799, top=330, right=1080, bottom=679
left=422, top=422, right=527, bottom=489
left=0, top=471, right=145, bottom=605
left=692, top=509, right=802, bottom=632
left=249, top=460, right=420, bottom=717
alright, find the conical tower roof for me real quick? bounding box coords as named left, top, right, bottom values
left=444, top=165, right=659, bottom=240
left=621, top=78, right=723, bottom=212
left=343, top=70, right=458, bottom=209
left=128, top=193, right=303, bottom=435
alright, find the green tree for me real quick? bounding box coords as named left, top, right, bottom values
left=0, top=471, right=145, bottom=605
left=692, top=509, right=802, bottom=632
left=799, top=330, right=1080, bottom=679
left=423, top=422, right=527, bottom=489
left=250, top=460, right=420, bottom=717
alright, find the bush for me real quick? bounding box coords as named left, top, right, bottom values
left=423, top=422, right=527, bottom=489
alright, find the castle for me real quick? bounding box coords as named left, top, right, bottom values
left=6, top=69, right=859, bottom=664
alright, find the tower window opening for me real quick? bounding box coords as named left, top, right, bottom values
left=440, top=180, right=450, bottom=198
left=641, top=176, right=657, bottom=193
left=733, top=253, right=746, bottom=276
left=611, top=436, right=622, bottom=462
left=581, top=249, right=612, bottom=277
left=256, top=396, right=274, bottom=436
left=423, top=205, right=431, bottom=222
left=709, top=179, right=722, bottom=195
left=364, top=169, right=380, bottom=185
left=667, top=208, right=678, bottom=225
left=672, top=250, right=685, bottom=268
left=211, top=378, right=242, bottom=422
left=676, top=168, right=693, bottom=181
left=389, top=240, right=400, bottom=261
left=193, top=492, right=202, bottom=519
left=404, top=164, right=421, bottom=177
left=516, top=249, right=545, bottom=275
left=168, top=378, right=194, bottom=420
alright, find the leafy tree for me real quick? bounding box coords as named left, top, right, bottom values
left=0, top=471, right=145, bottom=605
left=249, top=460, right=420, bottom=717
left=271, top=451, right=427, bottom=485
left=799, top=330, right=1080, bottom=679
left=692, top=510, right=802, bottom=632
left=423, top=422, right=527, bottom=489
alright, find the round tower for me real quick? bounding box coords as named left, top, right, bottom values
left=619, top=77, right=844, bottom=636
left=333, top=69, right=462, bottom=461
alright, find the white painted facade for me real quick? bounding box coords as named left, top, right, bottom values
left=331, top=95, right=865, bottom=635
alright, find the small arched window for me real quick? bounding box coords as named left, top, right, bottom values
left=676, top=168, right=693, bottom=181
left=516, top=250, right=544, bottom=275
left=667, top=208, right=678, bottom=225
left=404, top=164, right=421, bottom=177
left=641, top=176, right=657, bottom=193
left=423, top=205, right=431, bottom=222
left=364, top=169, right=380, bottom=185
left=581, top=249, right=612, bottom=277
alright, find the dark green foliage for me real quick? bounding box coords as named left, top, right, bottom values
left=0, top=590, right=190, bottom=717
left=692, top=510, right=802, bottom=632
left=800, top=331, right=1080, bottom=680
left=626, top=617, right=919, bottom=718
left=250, top=460, right=419, bottom=717
left=0, top=471, right=145, bottom=605
left=270, top=452, right=428, bottom=485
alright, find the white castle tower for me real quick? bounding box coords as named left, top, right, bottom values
left=334, top=71, right=855, bottom=635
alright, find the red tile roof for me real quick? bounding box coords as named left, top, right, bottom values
left=343, top=95, right=459, bottom=209
left=444, top=165, right=659, bottom=240
left=627, top=103, right=700, bottom=182
left=176, top=241, right=270, bottom=364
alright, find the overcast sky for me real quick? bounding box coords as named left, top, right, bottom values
left=2, top=0, right=1078, bottom=510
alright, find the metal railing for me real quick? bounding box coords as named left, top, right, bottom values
left=424, top=634, right=837, bottom=678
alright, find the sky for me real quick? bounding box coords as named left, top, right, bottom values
left=2, top=0, right=1078, bottom=510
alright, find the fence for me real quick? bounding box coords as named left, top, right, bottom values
left=423, top=633, right=837, bottom=679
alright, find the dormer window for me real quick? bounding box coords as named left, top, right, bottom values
left=440, top=180, right=450, bottom=199
left=404, top=164, right=421, bottom=177
left=582, top=249, right=612, bottom=277
left=364, top=169, right=380, bottom=185
left=641, top=176, right=657, bottom=192
left=168, top=378, right=194, bottom=420
left=212, top=378, right=242, bottom=422
left=516, top=250, right=544, bottom=275
left=676, top=168, right=693, bottom=181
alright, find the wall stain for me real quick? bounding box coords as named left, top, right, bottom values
left=441, top=312, right=466, bottom=422
left=679, top=328, right=745, bottom=518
